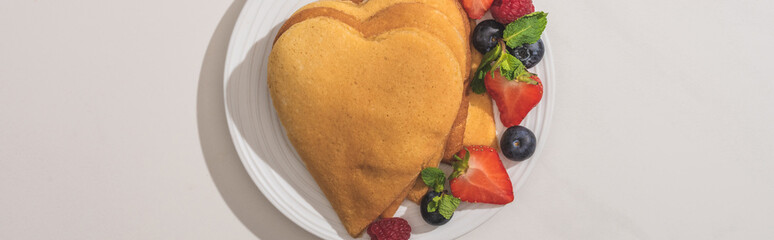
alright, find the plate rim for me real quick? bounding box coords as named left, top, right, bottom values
left=223, top=0, right=556, bottom=238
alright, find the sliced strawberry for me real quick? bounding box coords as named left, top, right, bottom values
left=449, top=146, right=513, bottom=204
left=485, top=70, right=543, bottom=127
left=460, top=0, right=495, bottom=19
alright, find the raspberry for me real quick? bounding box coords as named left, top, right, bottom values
left=491, top=0, right=535, bottom=24
left=366, top=218, right=411, bottom=240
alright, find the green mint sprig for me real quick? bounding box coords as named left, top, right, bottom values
left=421, top=167, right=446, bottom=193
left=437, top=194, right=460, bottom=219
left=471, top=12, right=548, bottom=94
left=471, top=43, right=503, bottom=94
left=420, top=167, right=462, bottom=220
left=503, top=12, right=548, bottom=48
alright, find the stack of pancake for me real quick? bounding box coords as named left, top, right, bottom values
left=268, top=0, right=497, bottom=237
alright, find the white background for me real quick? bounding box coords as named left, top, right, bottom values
left=1, top=0, right=773, bottom=239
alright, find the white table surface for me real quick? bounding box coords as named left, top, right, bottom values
left=2, top=0, right=773, bottom=239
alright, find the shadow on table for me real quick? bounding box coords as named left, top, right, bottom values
left=196, top=1, right=317, bottom=239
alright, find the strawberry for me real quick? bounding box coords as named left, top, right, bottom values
left=460, top=0, right=494, bottom=19
left=449, top=146, right=514, bottom=204
left=485, top=70, right=543, bottom=127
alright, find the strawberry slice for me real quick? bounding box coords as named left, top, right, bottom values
left=485, top=70, right=543, bottom=127
left=449, top=146, right=514, bottom=204
left=460, top=0, right=495, bottom=19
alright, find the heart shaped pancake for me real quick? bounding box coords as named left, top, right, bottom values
left=276, top=2, right=470, bottom=82
left=269, top=17, right=463, bottom=237
left=275, top=1, right=473, bottom=207
left=297, top=0, right=470, bottom=40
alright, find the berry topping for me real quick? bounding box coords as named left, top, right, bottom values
left=460, top=0, right=494, bottom=19
left=491, top=0, right=535, bottom=24
left=367, top=217, right=411, bottom=240
left=500, top=126, right=537, bottom=161
left=470, top=12, right=547, bottom=95
left=485, top=70, right=543, bottom=127
left=418, top=168, right=461, bottom=225
left=449, top=146, right=514, bottom=204
left=472, top=20, right=505, bottom=54
left=420, top=191, right=452, bottom=225
left=508, top=38, right=545, bottom=69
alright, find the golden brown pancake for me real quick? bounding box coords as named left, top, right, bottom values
left=438, top=19, right=483, bottom=162
left=438, top=91, right=498, bottom=164
left=460, top=27, right=497, bottom=149
left=405, top=20, right=483, bottom=202
left=275, top=1, right=472, bottom=169
left=269, top=17, right=463, bottom=237
left=297, top=0, right=470, bottom=43
left=275, top=1, right=472, bottom=205
left=441, top=90, right=471, bottom=161
left=468, top=19, right=483, bottom=73
left=463, top=90, right=498, bottom=147
left=379, top=182, right=411, bottom=218
left=440, top=31, right=499, bottom=164
left=276, top=3, right=469, bottom=82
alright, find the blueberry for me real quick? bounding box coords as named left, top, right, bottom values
left=420, top=191, right=451, bottom=225
left=500, top=126, right=537, bottom=161
left=472, top=20, right=505, bottom=54
left=507, top=39, right=545, bottom=69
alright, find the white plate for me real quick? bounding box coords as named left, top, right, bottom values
left=224, top=0, right=555, bottom=239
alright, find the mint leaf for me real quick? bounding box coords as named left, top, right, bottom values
left=480, top=43, right=502, bottom=68
left=498, top=52, right=525, bottom=81
left=471, top=44, right=502, bottom=94
left=438, top=194, right=461, bottom=219
left=471, top=67, right=489, bottom=94
left=503, top=12, right=548, bottom=49
left=421, top=167, right=445, bottom=192
left=427, top=195, right=441, bottom=213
